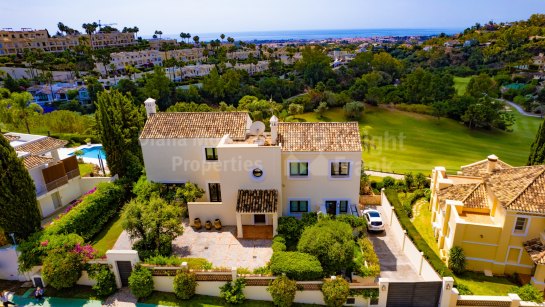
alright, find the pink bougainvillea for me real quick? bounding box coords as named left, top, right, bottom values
left=40, top=240, right=49, bottom=247
left=71, top=243, right=98, bottom=261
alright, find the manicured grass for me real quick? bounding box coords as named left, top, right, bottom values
left=142, top=292, right=320, bottom=306
left=78, top=163, right=94, bottom=177
left=411, top=199, right=517, bottom=295
left=296, top=106, right=541, bottom=174
left=411, top=199, right=439, bottom=256
left=91, top=213, right=123, bottom=254
left=453, top=76, right=472, bottom=96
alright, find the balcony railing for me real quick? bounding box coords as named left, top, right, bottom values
left=45, top=175, right=69, bottom=192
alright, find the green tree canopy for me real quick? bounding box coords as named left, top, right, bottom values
left=528, top=118, right=545, bottom=165
left=0, top=135, right=42, bottom=239
left=295, top=46, right=332, bottom=87
left=95, top=90, right=144, bottom=180
left=297, top=220, right=355, bottom=275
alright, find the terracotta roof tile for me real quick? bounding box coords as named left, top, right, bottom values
left=140, top=112, right=249, bottom=140
left=237, top=189, right=278, bottom=213
left=22, top=155, right=52, bottom=170
left=485, top=166, right=545, bottom=213
left=2, top=134, right=20, bottom=142
left=463, top=183, right=488, bottom=209
left=277, top=122, right=361, bottom=152
left=13, top=137, right=68, bottom=155
left=523, top=238, right=545, bottom=265
left=460, top=159, right=512, bottom=177
left=438, top=183, right=480, bottom=207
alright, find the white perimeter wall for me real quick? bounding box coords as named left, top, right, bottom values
left=381, top=190, right=441, bottom=281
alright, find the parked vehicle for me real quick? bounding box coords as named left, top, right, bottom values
left=363, top=209, right=384, bottom=232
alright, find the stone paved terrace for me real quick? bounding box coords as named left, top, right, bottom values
left=172, top=223, right=273, bottom=270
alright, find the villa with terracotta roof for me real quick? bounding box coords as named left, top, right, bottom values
left=139, top=98, right=362, bottom=239
left=430, top=155, right=545, bottom=289
left=3, top=132, right=113, bottom=219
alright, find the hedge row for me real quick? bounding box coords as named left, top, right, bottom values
left=269, top=251, right=324, bottom=281
left=47, top=182, right=124, bottom=240
left=384, top=189, right=453, bottom=277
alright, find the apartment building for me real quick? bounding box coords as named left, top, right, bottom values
left=148, top=38, right=178, bottom=50
left=139, top=99, right=362, bottom=238
left=0, top=28, right=135, bottom=55
left=26, top=83, right=90, bottom=104
left=430, top=155, right=545, bottom=289
left=4, top=133, right=112, bottom=218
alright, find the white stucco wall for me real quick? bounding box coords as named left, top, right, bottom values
left=0, top=246, right=25, bottom=281
left=216, top=144, right=282, bottom=225
left=140, top=137, right=221, bottom=197
left=76, top=270, right=97, bottom=286
left=29, top=166, right=47, bottom=195
left=281, top=151, right=361, bottom=217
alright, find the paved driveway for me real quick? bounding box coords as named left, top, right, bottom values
left=172, top=223, right=273, bottom=270
left=367, top=206, right=424, bottom=281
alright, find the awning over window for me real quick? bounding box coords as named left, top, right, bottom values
left=236, top=189, right=278, bottom=213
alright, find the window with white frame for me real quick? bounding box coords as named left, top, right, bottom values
left=513, top=217, right=528, bottom=234
left=290, top=200, right=309, bottom=213
left=289, top=162, right=309, bottom=177
left=330, top=162, right=350, bottom=177
left=205, top=148, right=218, bottom=161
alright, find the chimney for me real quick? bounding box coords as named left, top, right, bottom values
left=144, top=98, right=156, bottom=118
left=487, top=155, right=498, bottom=173
left=270, top=115, right=278, bottom=145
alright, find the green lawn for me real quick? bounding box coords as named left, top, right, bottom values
left=412, top=202, right=517, bottom=295
left=78, top=163, right=94, bottom=177
left=142, top=292, right=320, bottom=306
left=453, top=76, right=472, bottom=96
left=91, top=213, right=123, bottom=254
left=295, top=106, right=542, bottom=174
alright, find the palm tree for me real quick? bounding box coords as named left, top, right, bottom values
left=186, top=33, right=191, bottom=44
left=57, top=22, right=67, bottom=36
left=227, top=37, right=235, bottom=44
left=7, top=92, right=43, bottom=133
left=193, top=35, right=200, bottom=45
left=220, top=33, right=225, bottom=43
left=82, top=22, right=98, bottom=49
left=154, top=30, right=163, bottom=39
left=109, top=63, right=117, bottom=84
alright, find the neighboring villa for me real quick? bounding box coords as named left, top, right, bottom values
left=26, top=83, right=90, bottom=105
left=139, top=98, right=362, bottom=239
left=3, top=132, right=112, bottom=219
left=430, top=155, right=545, bottom=289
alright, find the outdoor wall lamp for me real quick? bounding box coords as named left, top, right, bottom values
left=381, top=285, right=387, bottom=291
left=446, top=284, right=451, bottom=290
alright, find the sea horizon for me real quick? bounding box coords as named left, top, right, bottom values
left=145, top=28, right=463, bottom=42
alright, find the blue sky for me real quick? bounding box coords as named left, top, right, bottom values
left=0, top=0, right=542, bottom=36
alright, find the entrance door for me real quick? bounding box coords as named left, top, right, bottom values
left=254, top=214, right=266, bottom=224
left=326, top=201, right=337, bottom=215
left=116, top=261, right=133, bottom=287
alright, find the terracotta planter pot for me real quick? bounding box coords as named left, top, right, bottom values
left=214, top=219, right=222, bottom=230
left=194, top=218, right=202, bottom=230
left=205, top=220, right=212, bottom=230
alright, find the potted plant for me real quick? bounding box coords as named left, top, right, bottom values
left=205, top=220, right=212, bottom=230
left=214, top=219, right=222, bottom=230
left=194, top=218, right=202, bottom=230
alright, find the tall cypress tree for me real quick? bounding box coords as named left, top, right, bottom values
left=95, top=90, right=144, bottom=181
left=528, top=119, right=545, bottom=165
left=0, top=135, right=41, bottom=239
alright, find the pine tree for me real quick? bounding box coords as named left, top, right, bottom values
left=528, top=119, right=545, bottom=165
left=95, top=90, right=145, bottom=181
left=0, top=135, right=41, bottom=239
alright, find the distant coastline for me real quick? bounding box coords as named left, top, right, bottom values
left=146, top=28, right=463, bottom=43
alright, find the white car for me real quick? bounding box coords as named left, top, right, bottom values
left=363, top=209, right=385, bottom=232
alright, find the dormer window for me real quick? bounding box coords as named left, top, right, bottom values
left=205, top=148, right=218, bottom=161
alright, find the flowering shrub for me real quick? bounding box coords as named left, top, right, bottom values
left=72, top=243, right=98, bottom=261
left=42, top=251, right=84, bottom=289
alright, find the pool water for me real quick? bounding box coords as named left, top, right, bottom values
left=71, top=146, right=107, bottom=159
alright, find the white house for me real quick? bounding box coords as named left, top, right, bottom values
left=4, top=133, right=113, bottom=219
left=139, top=98, right=362, bottom=238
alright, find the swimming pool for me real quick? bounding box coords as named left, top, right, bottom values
left=70, top=146, right=107, bottom=159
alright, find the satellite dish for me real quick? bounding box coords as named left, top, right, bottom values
left=249, top=121, right=266, bottom=136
